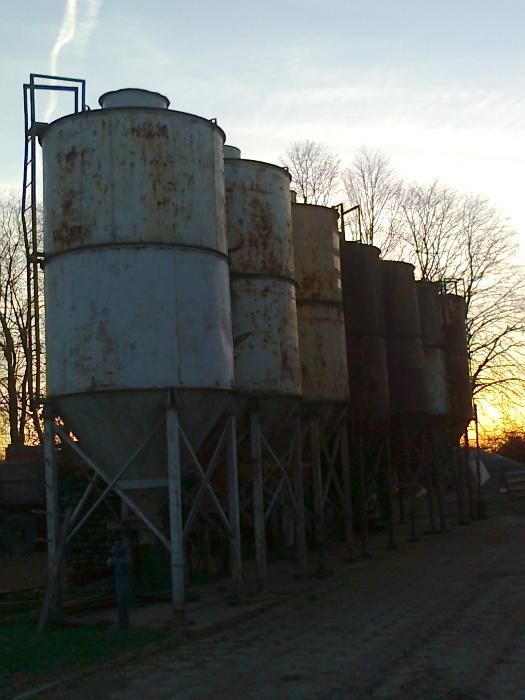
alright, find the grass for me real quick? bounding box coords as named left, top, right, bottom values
left=0, top=615, right=167, bottom=698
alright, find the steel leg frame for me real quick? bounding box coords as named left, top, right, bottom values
left=247, top=410, right=307, bottom=591
left=43, top=410, right=59, bottom=573
left=166, top=402, right=185, bottom=620
left=48, top=398, right=244, bottom=622
left=301, top=407, right=357, bottom=566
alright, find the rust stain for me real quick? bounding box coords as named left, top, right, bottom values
left=130, top=122, right=169, bottom=140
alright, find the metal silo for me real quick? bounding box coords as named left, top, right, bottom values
left=340, top=242, right=390, bottom=425
left=224, top=148, right=303, bottom=590
left=292, top=203, right=354, bottom=560
left=416, top=281, right=450, bottom=534
left=291, top=203, right=348, bottom=403
left=416, top=281, right=449, bottom=417
left=340, top=241, right=393, bottom=554
left=41, top=88, right=239, bottom=616
left=441, top=293, right=473, bottom=433
left=381, top=261, right=429, bottom=416
left=224, top=149, right=301, bottom=411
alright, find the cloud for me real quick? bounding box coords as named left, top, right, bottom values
left=44, top=0, right=102, bottom=121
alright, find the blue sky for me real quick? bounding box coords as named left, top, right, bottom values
left=1, top=0, right=524, bottom=250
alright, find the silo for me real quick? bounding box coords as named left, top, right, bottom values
left=441, top=294, right=473, bottom=433
left=416, top=281, right=449, bottom=417
left=340, top=242, right=389, bottom=425
left=224, top=149, right=303, bottom=590
left=224, top=149, right=302, bottom=421
left=292, top=204, right=354, bottom=560
left=291, top=203, right=348, bottom=405
left=381, top=261, right=428, bottom=416
left=42, top=89, right=234, bottom=515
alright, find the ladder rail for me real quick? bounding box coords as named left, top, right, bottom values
left=21, top=73, right=86, bottom=442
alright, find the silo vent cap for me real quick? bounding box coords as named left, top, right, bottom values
left=98, top=89, right=170, bottom=109
left=224, top=145, right=241, bottom=159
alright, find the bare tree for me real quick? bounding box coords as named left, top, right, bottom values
left=282, top=140, right=341, bottom=206
left=399, top=185, right=525, bottom=402
left=399, top=181, right=461, bottom=279
left=343, top=147, right=403, bottom=257
left=0, top=194, right=43, bottom=445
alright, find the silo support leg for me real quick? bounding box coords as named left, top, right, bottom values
left=384, top=433, right=397, bottom=549
left=251, top=412, right=267, bottom=593
left=340, top=423, right=356, bottom=559
left=293, top=415, right=308, bottom=576
left=166, top=404, right=185, bottom=623
left=310, top=416, right=326, bottom=572
left=44, top=415, right=59, bottom=573
left=226, top=415, right=243, bottom=601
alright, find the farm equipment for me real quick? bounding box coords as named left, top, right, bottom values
left=0, top=445, right=45, bottom=554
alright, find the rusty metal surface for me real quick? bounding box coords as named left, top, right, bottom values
left=417, top=281, right=449, bottom=416
left=417, top=281, right=444, bottom=348
left=292, top=203, right=348, bottom=402
left=43, top=96, right=234, bottom=472
left=45, top=247, right=233, bottom=395
left=340, top=242, right=385, bottom=336
left=381, top=260, right=429, bottom=416
left=292, top=204, right=341, bottom=303
left=225, top=156, right=301, bottom=401
left=230, top=277, right=301, bottom=396
left=42, top=108, right=226, bottom=255
left=345, top=335, right=390, bottom=422
left=224, top=158, right=294, bottom=279
left=296, top=303, right=348, bottom=401
left=340, top=241, right=389, bottom=422
left=441, top=294, right=473, bottom=428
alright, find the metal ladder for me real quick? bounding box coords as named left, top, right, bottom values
left=22, top=73, right=86, bottom=435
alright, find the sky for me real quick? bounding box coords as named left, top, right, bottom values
left=1, top=0, right=524, bottom=252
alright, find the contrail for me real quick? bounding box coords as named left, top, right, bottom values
left=44, top=0, right=102, bottom=121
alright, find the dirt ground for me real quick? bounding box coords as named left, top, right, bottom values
left=23, top=496, right=525, bottom=700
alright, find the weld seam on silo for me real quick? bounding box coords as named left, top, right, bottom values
left=43, top=108, right=227, bottom=142
left=229, top=272, right=297, bottom=286
left=44, top=242, right=230, bottom=263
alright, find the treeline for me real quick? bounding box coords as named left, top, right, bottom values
left=281, top=143, right=525, bottom=417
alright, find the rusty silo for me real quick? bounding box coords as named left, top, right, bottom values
left=381, top=261, right=429, bottom=417
left=292, top=203, right=354, bottom=559
left=340, top=242, right=390, bottom=425
left=416, top=281, right=449, bottom=417
left=224, top=149, right=302, bottom=413
left=291, top=203, right=348, bottom=405
left=441, top=293, right=473, bottom=434
left=41, top=88, right=237, bottom=614
left=43, top=88, right=233, bottom=484
left=224, top=147, right=303, bottom=590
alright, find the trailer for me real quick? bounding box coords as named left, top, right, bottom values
left=0, top=445, right=45, bottom=554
